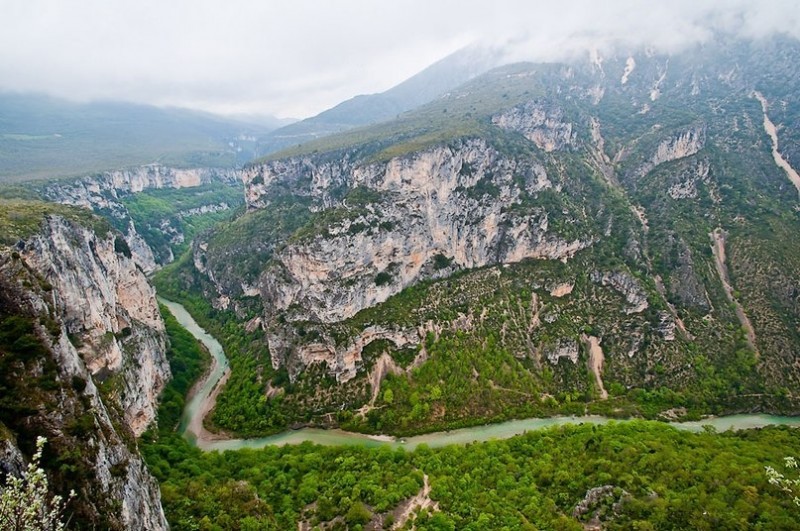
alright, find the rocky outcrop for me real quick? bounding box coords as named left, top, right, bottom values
left=545, top=339, right=580, bottom=365
left=666, top=238, right=711, bottom=312
left=41, top=164, right=239, bottom=204
left=0, top=226, right=169, bottom=529
left=667, top=159, right=710, bottom=200
left=39, top=164, right=240, bottom=272
left=18, top=216, right=170, bottom=436
left=573, top=485, right=631, bottom=527
left=245, top=139, right=590, bottom=326
left=491, top=101, right=576, bottom=152
left=635, top=125, right=706, bottom=179
left=590, top=270, right=649, bottom=314
left=269, top=324, right=420, bottom=382
left=0, top=430, right=24, bottom=480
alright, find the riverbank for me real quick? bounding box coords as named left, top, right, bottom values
left=160, top=297, right=800, bottom=452
left=158, top=297, right=231, bottom=447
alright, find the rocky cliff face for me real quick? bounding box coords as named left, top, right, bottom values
left=40, top=164, right=241, bottom=272
left=247, top=139, right=588, bottom=325
left=491, top=101, right=577, bottom=152
left=0, top=214, right=170, bottom=529
left=19, top=216, right=170, bottom=435
left=182, top=37, right=800, bottom=432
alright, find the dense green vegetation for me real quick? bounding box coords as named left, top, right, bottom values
left=153, top=255, right=282, bottom=436
left=145, top=417, right=800, bottom=529
left=141, top=308, right=800, bottom=530
left=201, top=193, right=312, bottom=289
left=121, top=182, right=245, bottom=262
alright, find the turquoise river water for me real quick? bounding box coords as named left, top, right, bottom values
left=159, top=298, right=800, bottom=452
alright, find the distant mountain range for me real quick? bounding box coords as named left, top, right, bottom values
left=254, top=45, right=503, bottom=156
left=0, top=46, right=501, bottom=182
left=0, top=93, right=290, bottom=182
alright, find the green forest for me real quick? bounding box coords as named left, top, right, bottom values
left=143, top=305, right=800, bottom=530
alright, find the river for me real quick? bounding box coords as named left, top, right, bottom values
left=159, top=298, right=800, bottom=452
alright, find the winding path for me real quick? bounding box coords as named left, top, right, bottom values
left=709, top=229, right=758, bottom=354
left=754, top=91, right=800, bottom=196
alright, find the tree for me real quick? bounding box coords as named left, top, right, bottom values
left=765, top=456, right=800, bottom=506
left=0, top=437, right=74, bottom=530
left=383, top=389, right=394, bottom=405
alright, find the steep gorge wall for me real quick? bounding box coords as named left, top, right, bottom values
left=0, top=214, right=171, bottom=529
left=239, top=139, right=590, bottom=327
left=41, top=164, right=241, bottom=272
left=20, top=216, right=170, bottom=434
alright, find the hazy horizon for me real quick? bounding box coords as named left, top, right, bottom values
left=1, top=0, right=798, bottom=120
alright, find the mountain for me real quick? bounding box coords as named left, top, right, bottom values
left=170, top=35, right=800, bottom=437
left=0, top=93, right=286, bottom=182
left=254, top=45, right=503, bottom=156
left=0, top=201, right=170, bottom=528
left=31, top=164, right=244, bottom=270
left=1, top=32, right=800, bottom=531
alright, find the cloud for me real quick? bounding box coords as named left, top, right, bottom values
left=0, top=0, right=797, bottom=118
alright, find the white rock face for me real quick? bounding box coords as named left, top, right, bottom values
left=232, top=137, right=596, bottom=380
left=652, top=127, right=704, bottom=166
left=49, top=328, right=168, bottom=531
left=591, top=270, right=649, bottom=314
left=636, top=125, right=705, bottom=179
left=40, top=164, right=240, bottom=272
left=621, top=56, right=636, bottom=85
left=250, top=139, right=590, bottom=325
left=2, top=233, right=169, bottom=529
left=491, top=101, right=576, bottom=152
left=545, top=339, right=580, bottom=364
left=21, top=216, right=170, bottom=436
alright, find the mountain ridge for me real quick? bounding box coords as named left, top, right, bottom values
left=169, top=35, right=800, bottom=437
left=254, top=45, right=504, bottom=156
left=0, top=92, right=285, bottom=182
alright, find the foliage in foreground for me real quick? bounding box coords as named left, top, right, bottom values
left=145, top=420, right=800, bottom=530
left=0, top=437, right=73, bottom=531
left=766, top=456, right=800, bottom=508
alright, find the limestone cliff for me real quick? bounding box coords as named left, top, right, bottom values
left=183, top=37, right=800, bottom=431
left=19, top=216, right=170, bottom=434
left=251, top=140, right=587, bottom=325
left=0, top=212, right=170, bottom=529
left=40, top=164, right=241, bottom=272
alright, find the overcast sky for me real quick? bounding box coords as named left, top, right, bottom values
left=1, top=0, right=798, bottom=119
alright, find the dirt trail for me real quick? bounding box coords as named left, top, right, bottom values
left=710, top=229, right=758, bottom=354
left=754, top=91, right=800, bottom=196
left=357, top=353, right=403, bottom=417
left=392, top=474, right=439, bottom=530
left=582, top=335, right=608, bottom=400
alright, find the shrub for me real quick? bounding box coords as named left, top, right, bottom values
left=0, top=437, right=74, bottom=530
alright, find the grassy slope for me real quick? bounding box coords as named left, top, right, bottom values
left=0, top=199, right=112, bottom=245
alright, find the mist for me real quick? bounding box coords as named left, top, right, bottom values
left=1, top=0, right=797, bottom=119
